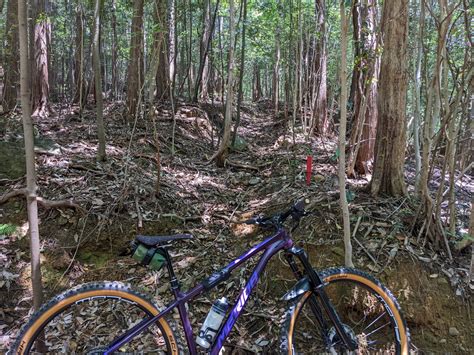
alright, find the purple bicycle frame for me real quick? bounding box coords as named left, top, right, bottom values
left=104, top=228, right=293, bottom=355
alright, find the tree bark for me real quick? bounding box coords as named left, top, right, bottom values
left=72, top=0, right=85, bottom=106
left=347, top=0, right=379, bottom=176
left=126, top=0, right=145, bottom=119
left=417, top=0, right=451, bottom=250
left=92, top=0, right=106, bottom=161
left=252, top=62, right=262, bottom=101
left=154, top=0, right=168, bottom=101
left=2, top=0, right=19, bottom=111
left=231, top=0, right=247, bottom=147
left=412, top=0, right=424, bottom=192
left=470, top=197, right=474, bottom=282
left=193, top=0, right=214, bottom=102
left=168, top=0, right=176, bottom=94
left=272, top=1, right=281, bottom=116
left=211, top=0, right=235, bottom=166
left=168, top=0, right=177, bottom=154
left=18, top=0, right=44, bottom=311
left=370, top=0, right=408, bottom=197
left=339, top=1, right=353, bottom=267
left=311, top=0, right=328, bottom=135
left=31, top=0, right=53, bottom=118
left=111, top=0, right=118, bottom=99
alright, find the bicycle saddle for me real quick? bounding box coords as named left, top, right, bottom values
left=136, top=234, right=193, bottom=246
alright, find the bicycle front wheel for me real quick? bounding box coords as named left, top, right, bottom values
left=280, top=268, right=410, bottom=354
left=10, top=282, right=182, bottom=354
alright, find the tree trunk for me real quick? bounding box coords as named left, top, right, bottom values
left=211, top=0, right=234, bottom=166
left=347, top=0, right=379, bottom=177
left=470, top=197, right=474, bottom=282
left=252, top=62, right=262, bottom=101
left=2, top=0, right=19, bottom=111
left=18, top=0, right=44, bottom=310
left=154, top=0, right=168, bottom=101
left=168, top=0, right=176, bottom=95
left=272, top=1, right=281, bottom=116
left=412, top=0, right=424, bottom=192
left=31, top=0, right=53, bottom=118
left=417, top=0, right=451, bottom=251
left=126, top=0, right=145, bottom=119
left=311, top=0, right=328, bottom=135
left=231, top=0, right=247, bottom=147
left=348, top=2, right=361, bottom=109
left=168, top=0, right=177, bottom=154
left=193, top=0, right=212, bottom=102
left=370, top=0, right=408, bottom=197
left=92, top=0, right=106, bottom=161
left=111, top=0, right=118, bottom=99
left=72, top=0, right=85, bottom=107
left=339, top=1, right=353, bottom=268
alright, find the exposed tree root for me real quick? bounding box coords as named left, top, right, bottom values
left=225, top=159, right=259, bottom=171
left=414, top=198, right=453, bottom=260
left=0, top=188, right=84, bottom=212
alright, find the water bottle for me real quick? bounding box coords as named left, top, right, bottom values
left=196, top=297, right=229, bottom=348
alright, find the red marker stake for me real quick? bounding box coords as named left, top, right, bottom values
left=306, top=156, right=313, bottom=186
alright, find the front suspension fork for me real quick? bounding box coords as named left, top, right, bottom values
left=284, top=247, right=358, bottom=351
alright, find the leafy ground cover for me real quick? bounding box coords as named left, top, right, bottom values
left=0, top=101, right=472, bottom=353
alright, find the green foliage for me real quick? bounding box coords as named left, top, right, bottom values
left=330, top=148, right=340, bottom=162
left=0, top=224, right=17, bottom=236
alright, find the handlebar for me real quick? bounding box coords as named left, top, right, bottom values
left=241, top=200, right=310, bottom=230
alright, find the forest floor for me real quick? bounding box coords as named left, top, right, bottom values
left=0, top=99, right=473, bottom=353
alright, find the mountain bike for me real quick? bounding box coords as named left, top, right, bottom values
left=10, top=201, right=410, bottom=354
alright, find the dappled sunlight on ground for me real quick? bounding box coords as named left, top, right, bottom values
left=0, top=100, right=472, bottom=353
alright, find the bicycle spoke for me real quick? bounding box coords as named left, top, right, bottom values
left=365, top=321, right=391, bottom=338
left=362, top=311, right=386, bottom=332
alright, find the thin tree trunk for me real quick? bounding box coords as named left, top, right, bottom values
left=111, top=0, right=118, bottom=99
left=339, top=1, right=353, bottom=268
left=169, top=0, right=177, bottom=154
left=252, top=62, right=262, bottom=101
left=187, top=0, right=193, bottom=100
left=73, top=0, right=84, bottom=107
left=126, top=0, right=145, bottom=119
left=193, top=0, right=220, bottom=102
left=311, top=0, right=328, bottom=135
left=31, top=0, right=53, bottom=118
left=168, top=0, right=176, bottom=93
left=417, top=0, right=451, bottom=250
left=154, top=0, right=168, bottom=101
left=18, top=0, right=44, bottom=310
left=413, top=0, right=424, bottom=192
left=347, top=0, right=379, bottom=177
left=273, top=1, right=281, bottom=116
left=211, top=0, right=234, bottom=166
left=92, top=0, right=106, bottom=161
left=199, top=0, right=211, bottom=101
left=470, top=197, right=474, bottom=282
left=231, top=0, right=246, bottom=147
left=2, top=0, right=19, bottom=111
left=370, top=0, right=408, bottom=197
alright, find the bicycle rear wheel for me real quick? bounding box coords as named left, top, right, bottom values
left=280, top=268, right=410, bottom=354
left=10, top=282, right=182, bottom=354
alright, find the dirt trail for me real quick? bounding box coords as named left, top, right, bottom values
left=0, top=101, right=472, bottom=353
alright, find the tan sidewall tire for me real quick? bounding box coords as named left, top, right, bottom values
left=10, top=282, right=181, bottom=355
left=282, top=268, right=410, bottom=355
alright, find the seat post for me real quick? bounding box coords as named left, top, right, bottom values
left=162, top=247, right=181, bottom=296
